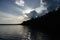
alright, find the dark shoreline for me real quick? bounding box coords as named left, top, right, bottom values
left=0, top=24, right=21, bottom=25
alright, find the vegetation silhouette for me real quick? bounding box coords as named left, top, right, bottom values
left=21, top=7, right=60, bottom=40
left=21, top=7, right=60, bottom=27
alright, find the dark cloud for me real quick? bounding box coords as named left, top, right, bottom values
left=43, top=0, right=60, bottom=11
left=26, top=11, right=38, bottom=18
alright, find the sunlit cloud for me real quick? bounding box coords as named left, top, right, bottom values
left=35, top=6, right=47, bottom=13
left=35, top=0, right=48, bottom=13
left=22, top=8, right=34, bottom=14
left=15, top=0, right=25, bottom=6
left=22, top=8, right=35, bottom=19
left=21, top=0, right=48, bottom=18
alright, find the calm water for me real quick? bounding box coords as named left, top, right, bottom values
left=0, top=25, right=49, bottom=40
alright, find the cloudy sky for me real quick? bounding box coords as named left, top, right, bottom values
left=0, top=0, right=60, bottom=24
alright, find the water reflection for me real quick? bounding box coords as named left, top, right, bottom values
left=0, top=25, right=30, bottom=40
left=0, top=25, right=49, bottom=40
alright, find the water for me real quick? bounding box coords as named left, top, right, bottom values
left=0, top=25, right=49, bottom=40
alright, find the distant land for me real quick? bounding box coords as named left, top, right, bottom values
left=0, top=24, right=20, bottom=25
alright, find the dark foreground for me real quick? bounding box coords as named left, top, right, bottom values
left=21, top=7, right=59, bottom=40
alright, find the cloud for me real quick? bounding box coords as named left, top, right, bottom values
left=22, top=8, right=34, bottom=14
left=35, top=6, right=47, bottom=13
left=35, top=0, right=48, bottom=13
left=21, top=0, right=48, bottom=18
left=35, top=0, right=60, bottom=14
left=20, top=0, right=48, bottom=18
left=21, top=0, right=60, bottom=19
left=15, top=0, right=25, bottom=6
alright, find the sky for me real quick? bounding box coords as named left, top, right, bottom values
left=0, top=0, right=60, bottom=24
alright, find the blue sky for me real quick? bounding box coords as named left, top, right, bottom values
left=0, top=0, right=60, bottom=24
